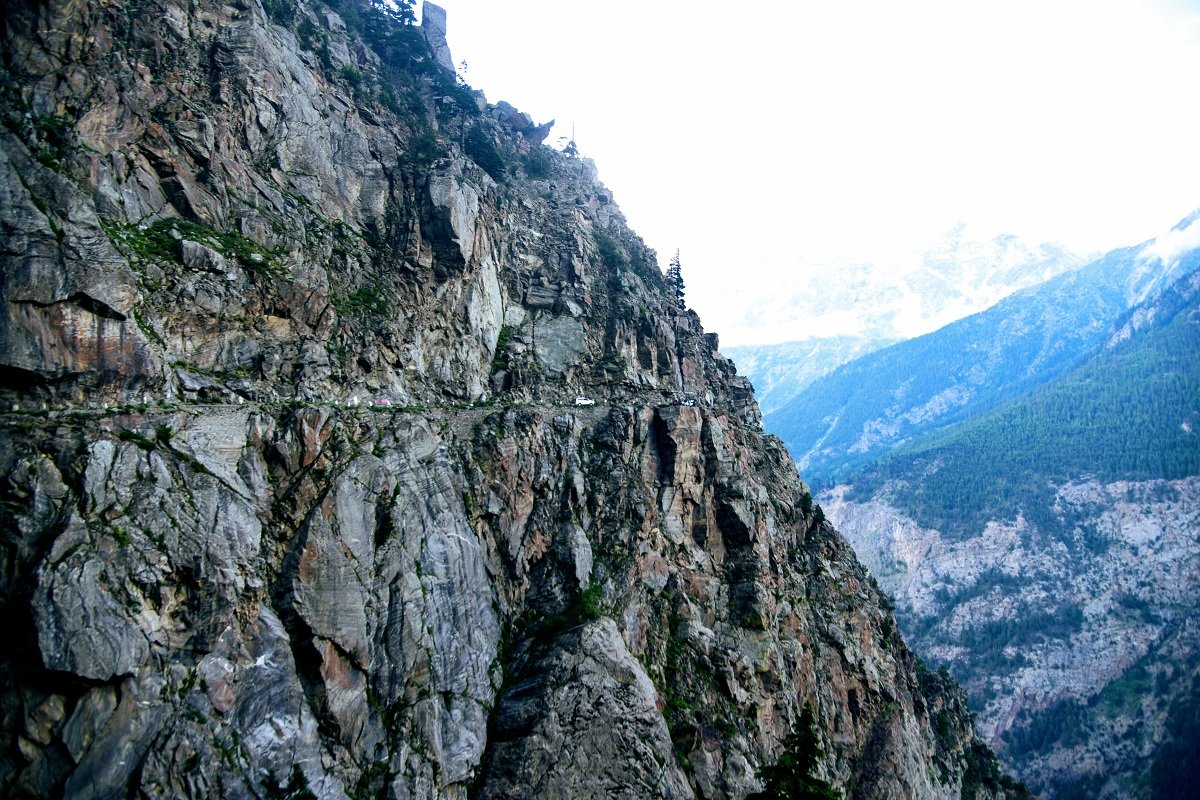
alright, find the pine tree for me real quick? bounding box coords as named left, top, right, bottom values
left=666, top=250, right=686, bottom=310
left=748, top=704, right=842, bottom=800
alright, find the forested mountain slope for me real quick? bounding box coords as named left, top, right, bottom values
left=848, top=262, right=1200, bottom=537
left=823, top=257, right=1200, bottom=798
left=765, top=223, right=1200, bottom=486
left=0, top=1, right=1023, bottom=798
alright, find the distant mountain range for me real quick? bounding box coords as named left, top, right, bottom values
left=760, top=215, right=1200, bottom=486
left=723, top=336, right=895, bottom=414
left=846, top=252, right=1200, bottom=538
left=726, top=229, right=1087, bottom=415
left=759, top=213, right=1200, bottom=799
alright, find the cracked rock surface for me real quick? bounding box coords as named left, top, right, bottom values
left=0, top=1, right=1024, bottom=797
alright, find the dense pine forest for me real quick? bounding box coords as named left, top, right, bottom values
left=844, top=273, right=1200, bottom=539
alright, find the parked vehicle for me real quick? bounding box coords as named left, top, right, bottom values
left=574, top=396, right=596, bottom=406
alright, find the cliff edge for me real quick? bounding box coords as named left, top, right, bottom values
left=0, top=2, right=1025, bottom=797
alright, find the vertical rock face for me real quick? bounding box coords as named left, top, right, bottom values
left=0, top=1, right=1023, bottom=798
left=420, top=3, right=457, bottom=76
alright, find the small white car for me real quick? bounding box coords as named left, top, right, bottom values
left=574, top=396, right=596, bottom=406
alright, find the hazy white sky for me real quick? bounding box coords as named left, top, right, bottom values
left=427, top=0, right=1200, bottom=344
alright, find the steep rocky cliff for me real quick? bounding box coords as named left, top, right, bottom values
left=825, top=480, right=1200, bottom=799
left=0, top=1, right=1023, bottom=797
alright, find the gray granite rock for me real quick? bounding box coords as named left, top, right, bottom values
left=0, top=1, right=1022, bottom=797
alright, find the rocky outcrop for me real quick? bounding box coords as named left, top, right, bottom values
left=2, top=395, right=1022, bottom=799
left=825, top=479, right=1200, bottom=798
left=479, top=618, right=693, bottom=799
left=0, top=1, right=1021, bottom=797
left=421, top=2, right=456, bottom=75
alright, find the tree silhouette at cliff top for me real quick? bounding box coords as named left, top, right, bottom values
left=748, top=704, right=842, bottom=800
left=666, top=250, right=686, bottom=310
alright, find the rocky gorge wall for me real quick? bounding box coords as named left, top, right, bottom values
left=0, top=1, right=1025, bottom=797
left=824, top=479, right=1200, bottom=798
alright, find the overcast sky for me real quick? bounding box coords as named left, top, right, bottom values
left=427, top=0, right=1200, bottom=345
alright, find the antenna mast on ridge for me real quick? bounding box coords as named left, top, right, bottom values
left=562, top=121, right=579, bottom=156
